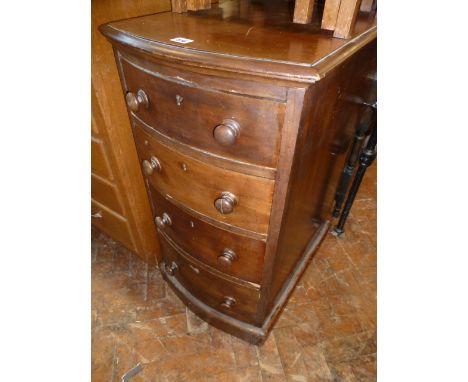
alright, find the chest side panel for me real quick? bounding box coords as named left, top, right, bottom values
left=264, top=40, right=377, bottom=313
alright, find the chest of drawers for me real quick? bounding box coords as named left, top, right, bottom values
left=101, top=1, right=376, bottom=344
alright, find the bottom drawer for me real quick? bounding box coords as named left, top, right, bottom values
left=160, top=234, right=260, bottom=324
left=91, top=199, right=136, bottom=252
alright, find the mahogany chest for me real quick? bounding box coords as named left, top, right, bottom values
left=101, top=1, right=376, bottom=344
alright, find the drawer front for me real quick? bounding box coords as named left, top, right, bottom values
left=91, top=173, right=124, bottom=216
left=134, top=123, right=274, bottom=234
left=120, top=58, right=284, bottom=169
left=91, top=137, right=113, bottom=181
left=150, top=185, right=265, bottom=284
left=91, top=199, right=136, bottom=252
left=160, top=234, right=260, bottom=324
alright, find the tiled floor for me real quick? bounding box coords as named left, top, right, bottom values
left=92, top=164, right=376, bottom=382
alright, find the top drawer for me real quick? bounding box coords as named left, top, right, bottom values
left=119, top=57, right=285, bottom=169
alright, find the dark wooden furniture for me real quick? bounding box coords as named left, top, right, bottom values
left=172, top=0, right=377, bottom=36
left=333, top=101, right=377, bottom=236
left=101, top=0, right=376, bottom=344
left=92, top=0, right=174, bottom=263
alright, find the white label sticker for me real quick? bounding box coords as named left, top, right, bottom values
left=170, top=37, right=194, bottom=44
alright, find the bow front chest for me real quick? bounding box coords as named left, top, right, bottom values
left=101, top=2, right=376, bottom=344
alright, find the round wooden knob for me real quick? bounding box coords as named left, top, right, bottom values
left=142, top=156, right=161, bottom=176
left=155, top=213, right=172, bottom=229
left=220, top=296, right=236, bottom=310
left=214, top=192, right=238, bottom=215
left=125, top=89, right=149, bottom=112
left=213, top=119, right=240, bottom=146
left=217, top=249, right=237, bottom=267
left=165, top=261, right=178, bottom=276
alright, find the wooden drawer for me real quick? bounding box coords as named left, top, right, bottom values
left=120, top=58, right=284, bottom=169
left=91, top=199, right=135, bottom=252
left=150, top=185, right=265, bottom=284
left=91, top=173, right=124, bottom=216
left=133, top=122, right=274, bottom=235
left=91, top=136, right=113, bottom=181
left=160, top=234, right=260, bottom=324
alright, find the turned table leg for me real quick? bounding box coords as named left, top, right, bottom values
left=332, top=104, right=377, bottom=236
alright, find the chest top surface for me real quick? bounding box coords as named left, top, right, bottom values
left=100, top=0, right=376, bottom=83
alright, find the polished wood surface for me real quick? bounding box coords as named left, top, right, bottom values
left=92, top=0, right=171, bottom=263
left=102, top=0, right=377, bottom=344
left=101, top=1, right=376, bottom=82
left=118, top=55, right=285, bottom=169
left=150, top=186, right=266, bottom=284
left=132, top=121, right=275, bottom=234
left=116, top=47, right=288, bottom=101
left=160, top=234, right=260, bottom=324
left=264, top=40, right=377, bottom=312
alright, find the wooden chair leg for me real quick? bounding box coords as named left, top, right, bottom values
left=333, top=0, right=362, bottom=39
left=171, top=0, right=187, bottom=13
left=187, top=0, right=211, bottom=11
left=322, top=0, right=342, bottom=30
left=172, top=0, right=211, bottom=13
left=293, top=0, right=315, bottom=24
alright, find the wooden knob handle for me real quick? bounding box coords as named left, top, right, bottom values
left=125, top=89, right=149, bottom=112
left=220, top=296, right=236, bottom=310
left=155, top=212, right=172, bottom=229
left=213, top=119, right=240, bottom=146
left=214, top=192, right=238, bottom=215
left=142, top=156, right=161, bottom=176
left=165, top=261, right=178, bottom=276
left=217, top=249, right=237, bottom=267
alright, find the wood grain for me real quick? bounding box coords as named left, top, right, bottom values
left=334, top=0, right=362, bottom=38
left=150, top=186, right=266, bottom=284
left=92, top=0, right=171, bottom=263
left=91, top=199, right=136, bottom=252
left=171, top=0, right=187, bottom=12
left=118, top=55, right=285, bottom=169
left=101, top=0, right=377, bottom=343
left=265, top=40, right=377, bottom=311
left=360, top=0, right=374, bottom=12
left=187, top=0, right=211, bottom=11
left=133, top=122, right=275, bottom=235
left=91, top=173, right=124, bottom=216
left=293, top=0, right=315, bottom=24
left=91, top=137, right=113, bottom=181
left=100, top=8, right=376, bottom=83
left=160, top=233, right=260, bottom=324
left=322, top=0, right=341, bottom=30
